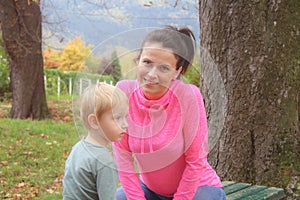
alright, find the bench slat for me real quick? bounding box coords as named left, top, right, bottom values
left=224, top=182, right=252, bottom=195
left=222, top=181, right=237, bottom=187
left=241, top=187, right=285, bottom=200
left=222, top=181, right=285, bottom=200
left=226, top=185, right=267, bottom=200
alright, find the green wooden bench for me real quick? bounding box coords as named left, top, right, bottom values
left=222, top=181, right=285, bottom=200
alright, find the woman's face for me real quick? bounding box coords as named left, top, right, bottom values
left=137, top=43, right=182, bottom=100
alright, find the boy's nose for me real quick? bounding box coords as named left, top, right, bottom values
left=121, top=118, right=128, bottom=130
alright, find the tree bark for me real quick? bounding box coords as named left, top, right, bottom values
left=199, top=0, right=299, bottom=192
left=0, top=0, right=50, bottom=120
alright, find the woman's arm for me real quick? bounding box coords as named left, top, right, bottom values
left=114, top=80, right=146, bottom=199
left=173, top=85, right=209, bottom=199
left=113, top=135, right=146, bottom=200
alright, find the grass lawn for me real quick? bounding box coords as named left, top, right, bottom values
left=0, top=100, right=80, bottom=199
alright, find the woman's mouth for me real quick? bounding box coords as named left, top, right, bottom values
left=143, top=78, right=159, bottom=85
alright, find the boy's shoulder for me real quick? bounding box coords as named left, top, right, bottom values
left=68, top=139, right=116, bottom=168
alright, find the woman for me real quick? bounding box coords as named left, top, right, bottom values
left=113, top=26, right=226, bottom=200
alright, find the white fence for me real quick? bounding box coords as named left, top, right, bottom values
left=44, top=76, right=113, bottom=97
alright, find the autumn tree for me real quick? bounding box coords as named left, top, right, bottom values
left=43, top=47, right=62, bottom=69
left=59, top=37, right=92, bottom=71
left=199, top=0, right=300, bottom=196
left=0, top=0, right=50, bottom=119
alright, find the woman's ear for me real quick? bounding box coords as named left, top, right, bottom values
left=88, top=114, right=100, bottom=129
left=173, top=66, right=182, bottom=80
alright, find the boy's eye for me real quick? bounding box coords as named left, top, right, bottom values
left=114, top=114, right=127, bottom=121
left=114, top=115, right=121, bottom=120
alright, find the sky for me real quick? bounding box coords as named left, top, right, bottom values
left=41, top=0, right=200, bottom=49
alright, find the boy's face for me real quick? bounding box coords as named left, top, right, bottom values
left=98, top=103, right=128, bottom=142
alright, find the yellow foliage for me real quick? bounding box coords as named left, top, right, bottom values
left=66, top=36, right=92, bottom=56
left=58, top=37, right=92, bottom=72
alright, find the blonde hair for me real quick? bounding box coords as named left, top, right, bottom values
left=80, top=82, right=128, bottom=130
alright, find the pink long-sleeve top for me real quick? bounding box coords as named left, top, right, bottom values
left=113, top=80, right=222, bottom=200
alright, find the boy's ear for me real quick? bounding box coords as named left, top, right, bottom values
left=88, top=114, right=99, bottom=129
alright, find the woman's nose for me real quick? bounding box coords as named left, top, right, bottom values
left=147, top=66, right=158, bottom=77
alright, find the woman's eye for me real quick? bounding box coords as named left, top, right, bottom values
left=143, top=60, right=151, bottom=65
left=159, top=65, right=171, bottom=72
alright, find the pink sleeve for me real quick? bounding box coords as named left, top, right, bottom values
left=173, top=86, right=209, bottom=200
left=113, top=136, right=146, bottom=200
left=113, top=80, right=146, bottom=200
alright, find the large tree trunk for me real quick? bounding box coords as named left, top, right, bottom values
left=0, top=0, right=50, bottom=119
left=199, top=0, right=299, bottom=195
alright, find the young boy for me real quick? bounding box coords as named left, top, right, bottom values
left=63, top=83, right=129, bottom=200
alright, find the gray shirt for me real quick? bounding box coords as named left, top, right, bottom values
left=63, top=138, right=118, bottom=200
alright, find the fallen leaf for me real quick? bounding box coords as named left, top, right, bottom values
left=0, top=160, right=8, bottom=166
left=15, top=182, right=26, bottom=188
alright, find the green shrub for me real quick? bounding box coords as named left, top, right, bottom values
left=0, top=33, right=10, bottom=101
left=183, top=60, right=201, bottom=88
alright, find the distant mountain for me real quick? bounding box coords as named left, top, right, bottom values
left=42, top=0, right=199, bottom=50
